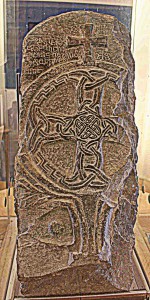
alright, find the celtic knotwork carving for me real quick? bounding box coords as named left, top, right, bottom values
left=75, top=114, right=101, bottom=139
left=26, top=69, right=120, bottom=192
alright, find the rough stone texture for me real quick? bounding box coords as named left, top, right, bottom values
left=15, top=11, right=138, bottom=297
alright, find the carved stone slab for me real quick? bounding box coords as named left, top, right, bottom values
left=15, top=11, right=138, bottom=297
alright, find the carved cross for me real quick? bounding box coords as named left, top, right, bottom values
left=67, top=24, right=107, bottom=63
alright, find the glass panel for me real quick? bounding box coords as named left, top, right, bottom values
left=0, top=0, right=133, bottom=215
left=0, top=0, right=18, bottom=218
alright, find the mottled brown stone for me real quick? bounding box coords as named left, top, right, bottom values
left=15, top=11, right=138, bottom=297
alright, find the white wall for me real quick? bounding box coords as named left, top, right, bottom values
left=0, top=0, right=5, bottom=127
left=132, top=0, right=150, bottom=181
left=0, top=0, right=5, bottom=87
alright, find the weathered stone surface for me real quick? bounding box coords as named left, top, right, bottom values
left=15, top=11, right=138, bottom=296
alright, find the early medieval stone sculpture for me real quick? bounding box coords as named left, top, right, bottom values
left=15, top=11, right=138, bottom=296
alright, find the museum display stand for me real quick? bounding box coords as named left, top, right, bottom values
left=13, top=253, right=149, bottom=300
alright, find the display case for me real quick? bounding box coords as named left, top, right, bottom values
left=0, top=1, right=150, bottom=299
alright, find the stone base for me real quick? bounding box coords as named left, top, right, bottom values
left=18, top=265, right=120, bottom=297
left=14, top=291, right=148, bottom=300
left=15, top=252, right=149, bottom=299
